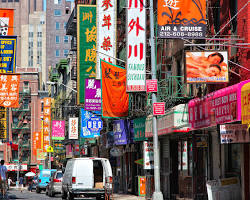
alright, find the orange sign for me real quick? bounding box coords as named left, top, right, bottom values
left=101, top=60, right=129, bottom=118
left=0, top=73, right=20, bottom=108
left=44, top=97, right=51, bottom=107
left=32, top=132, right=41, bottom=156
left=0, top=9, right=14, bottom=36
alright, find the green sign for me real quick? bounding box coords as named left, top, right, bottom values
left=133, top=117, right=146, bottom=141
left=77, top=5, right=97, bottom=104
left=135, top=158, right=143, bottom=165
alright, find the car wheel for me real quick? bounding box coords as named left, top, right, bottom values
left=36, top=187, right=41, bottom=193
left=67, top=191, right=74, bottom=200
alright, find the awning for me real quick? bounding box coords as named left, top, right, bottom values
left=241, top=82, right=250, bottom=124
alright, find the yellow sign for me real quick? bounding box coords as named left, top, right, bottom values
left=37, top=149, right=46, bottom=160
left=241, top=82, right=250, bottom=124
left=46, top=146, right=54, bottom=153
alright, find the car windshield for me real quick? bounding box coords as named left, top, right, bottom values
left=42, top=171, right=51, bottom=177
left=56, top=172, right=63, bottom=179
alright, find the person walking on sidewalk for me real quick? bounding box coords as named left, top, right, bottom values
left=0, top=160, right=8, bottom=198
left=7, top=177, right=12, bottom=190
left=19, top=176, right=24, bottom=193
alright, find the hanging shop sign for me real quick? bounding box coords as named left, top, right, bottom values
left=87, top=116, right=103, bottom=133
left=85, top=79, right=101, bottom=111
left=146, top=79, right=158, bottom=93
left=153, top=102, right=165, bottom=115
left=6, top=164, right=27, bottom=171
left=77, top=5, right=96, bottom=104
left=0, top=36, right=17, bottom=73
left=188, top=80, right=250, bottom=130
left=0, top=107, right=7, bottom=139
left=37, top=149, right=46, bottom=161
left=80, top=108, right=101, bottom=138
left=126, top=0, right=146, bottom=92
left=96, top=0, right=117, bottom=79
left=43, top=98, right=52, bottom=152
left=220, top=124, right=249, bottom=144
left=146, top=104, right=190, bottom=137
left=143, top=141, right=154, bottom=170
left=113, top=119, right=129, bottom=145
left=133, top=117, right=146, bottom=141
left=69, top=117, right=79, bottom=139
left=0, top=9, right=14, bottom=36
left=101, top=60, right=129, bottom=118
left=158, top=0, right=206, bottom=39
left=0, top=73, right=20, bottom=107
left=52, top=120, right=65, bottom=140
left=185, top=51, right=229, bottom=83
left=32, top=132, right=41, bottom=156
left=241, top=82, right=250, bottom=125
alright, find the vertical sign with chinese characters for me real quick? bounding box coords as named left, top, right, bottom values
left=52, top=120, right=65, bottom=140
left=84, top=79, right=101, bottom=111
left=69, top=117, right=78, bottom=139
left=0, top=9, right=14, bottom=36
left=32, top=132, right=41, bottom=156
left=96, top=0, right=117, bottom=79
left=126, top=0, right=146, bottom=92
left=0, top=107, right=7, bottom=139
left=77, top=5, right=97, bottom=104
left=43, top=97, right=51, bottom=152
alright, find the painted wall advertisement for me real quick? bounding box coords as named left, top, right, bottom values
left=69, top=117, right=78, bottom=139
left=85, top=79, right=101, bottom=111
left=143, top=141, right=154, bottom=169
left=126, top=0, right=146, bottom=92
left=158, top=0, right=206, bottom=39
left=52, top=120, right=65, bottom=140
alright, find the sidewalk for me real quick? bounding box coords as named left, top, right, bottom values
left=112, top=193, right=146, bottom=200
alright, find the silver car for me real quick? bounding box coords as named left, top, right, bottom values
left=46, top=170, right=63, bottom=197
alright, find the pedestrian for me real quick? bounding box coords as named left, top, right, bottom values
left=7, top=177, right=12, bottom=190
left=28, top=178, right=32, bottom=192
left=19, top=176, right=24, bottom=193
left=0, top=160, right=8, bottom=199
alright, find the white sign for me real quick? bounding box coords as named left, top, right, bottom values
left=96, top=0, right=117, bottom=79
left=6, top=164, right=28, bottom=171
left=220, top=124, right=248, bottom=144
left=126, top=0, right=146, bottom=92
left=143, top=141, right=154, bottom=169
left=69, top=117, right=79, bottom=139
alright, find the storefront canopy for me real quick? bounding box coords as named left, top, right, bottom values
left=241, top=82, right=250, bottom=125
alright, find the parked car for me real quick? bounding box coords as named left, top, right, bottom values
left=36, top=169, right=56, bottom=193
left=46, top=170, right=63, bottom=197
left=62, top=157, right=113, bottom=200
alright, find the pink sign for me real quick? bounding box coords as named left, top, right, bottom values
left=153, top=102, right=165, bottom=115
left=188, top=80, right=250, bottom=130
left=52, top=120, right=65, bottom=140
left=146, top=79, right=158, bottom=93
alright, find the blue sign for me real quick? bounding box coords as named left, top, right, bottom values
left=87, top=117, right=103, bottom=133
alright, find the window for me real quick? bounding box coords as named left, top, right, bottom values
left=29, top=32, right=33, bottom=38
left=54, top=0, right=61, bottom=4
left=56, top=22, right=60, bottom=30
left=2, top=0, right=7, bottom=2
left=28, top=42, right=33, bottom=48
left=55, top=50, right=60, bottom=57
left=64, top=22, right=67, bottom=29
left=64, top=49, right=69, bottom=57
left=64, top=36, right=69, bottom=43
left=28, top=59, right=33, bottom=67
left=54, top=9, right=61, bottom=16
left=55, top=35, right=60, bottom=44
left=37, top=32, right=42, bottom=37
left=37, top=41, right=42, bottom=47
left=8, top=0, right=13, bottom=2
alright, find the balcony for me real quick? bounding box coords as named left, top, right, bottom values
left=11, top=123, right=31, bottom=130
left=71, top=65, right=77, bottom=80
left=57, top=59, right=68, bottom=73
left=66, top=7, right=76, bottom=36
left=71, top=36, right=77, bottom=51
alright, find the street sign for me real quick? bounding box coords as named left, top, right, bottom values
left=46, top=146, right=54, bottom=153
left=135, top=158, right=144, bottom=166
left=153, top=102, right=165, bottom=115
left=87, top=117, right=103, bottom=133
left=146, top=79, right=158, bottom=93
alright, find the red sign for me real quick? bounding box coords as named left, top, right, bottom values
left=153, top=102, right=165, bottom=115
left=146, top=79, right=158, bottom=93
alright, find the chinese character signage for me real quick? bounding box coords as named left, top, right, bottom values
left=0, top=9, right=14, bottom=36
left=153, top=102, right=165, bottom=115
left=143, top=141, right=154, bottom=169
left=158, top=0, right=206, bottom=39
left=113, top=120, right=128, bottom=145
left=85, top=79, right=101, bottom=111
left=80, top=108, right=101, bottom=138
left=6, top=164, right=27, bottom=171
left=77, top=5, right=97, bottom=104
left=101, top=60, right=129, bottom=118
left=0, top=36, right=17, bottom=73
left=52, top=120, right=65, bottom=140
left=37, top=149, right=46, bottom=161
left=43, top=98, right=51, bottom=151
left=0, top=107, right=7, bottom=139
left=133, top=117, right=146, bottom=141
left=126, top=0, right=146, bottom=92
left=32, top=132, right=41, bottom=156
left=69, top=117, right=78, bottom=139
left=96, top=0, right=117, bottom=79
left=186, top=51, right=229, bottom=83
left=0, top=73, right=20, bottom=107
left=241, top=82, right=250, bottom=125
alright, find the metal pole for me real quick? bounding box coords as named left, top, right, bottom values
left=149, top=0, right=164, bottom=199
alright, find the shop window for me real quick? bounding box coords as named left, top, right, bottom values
left=225, top=144, right=241, bottom=178
left=178, top=140, right=193, bottom=176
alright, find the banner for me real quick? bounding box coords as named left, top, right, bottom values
left=52, top=120, right=65, bottom=140
left=32, top=132, right=41, bottom=156
left=126, top=0, right=146, bottom=92
left=43, top=98, right=51, bottom=151
left=185, top=51, right=229, bottom=83
left=101, top=60, right=129, bottom=118
left=69, top=117, right=78, bottom=139
left=0, top=107, right=7, bottom=139
left=80, top=108, right=100, bottom=138
left=37, top=149, right=46, bottom=161
left=143, top=141, right=154, bottom=169
left=133, top=117, right=146, bottom=141
left=96, top=0, right=117, bottom=79
left=158, top=0, right=206, bottom=39
left=0, top=73, right=20, bottom=107
left=85, top=79, right=101, bottom=111
left=0, top=9, right=14, bottom=36
left=241, top=82, right=250, bottom=125
left=113, top=120, right=128, bottom=145
left=77, top=5, right=97, bottom=104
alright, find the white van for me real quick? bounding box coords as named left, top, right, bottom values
left=62, top=157, right=112, bottom=200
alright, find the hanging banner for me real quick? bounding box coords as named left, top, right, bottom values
left=0, top=9, right=14, bottom=36
left=0, top=73, right=20, bottom=107
left=37, top=149, right=46, bottom=161
left=0, top=107, right=7, bottom=139
left=80, top=108, right=101, bottom=138
left=113, top=120, right=128, bottom=145
left=133, top=117, right=146, bottom=141
left=32, top=132, right=41, bottom=156
left=69, top=117, right=79, bottom=139
left=52, top=120, right=65, bottom=140
left=96, top=0, right=117, bottom=79
left=77, top=5, right=97, bottom=104
left=85, top=79, right=101, bottom=111
left=0, top=36, right=17, bottom=73
left=126, top=0, right=146, bottom=92
left=143, top=141, right=154, bottom=169
left=101, top=60, right=129, bottom=118
left=43, top=98, right=51, bottom=151
left=241, top=82, right=250, bottom=125
left=158, top=0, right=206, bottom=39
left=185, top=51, right=229, bottom=83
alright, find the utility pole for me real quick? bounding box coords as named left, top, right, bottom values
left=149, top=0, right=164, bottom=199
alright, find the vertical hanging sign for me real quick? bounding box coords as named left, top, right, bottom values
left=126, top=0, right=146, bottom=92
left=43, top=97, right=51, bottom=152
left=96, top=0, right=117, bottom=79
left=69, top=117, right=79, bottom=139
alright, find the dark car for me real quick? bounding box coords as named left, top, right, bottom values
left=46, top=170, right=63, bottom=197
